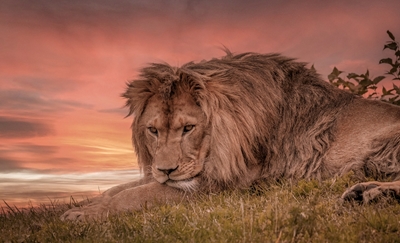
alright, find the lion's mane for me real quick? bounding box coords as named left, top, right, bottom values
left=124, top=51, right=355, bottom=189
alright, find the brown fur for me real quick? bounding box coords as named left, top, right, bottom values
left=61, top=51, right=400, bottom=221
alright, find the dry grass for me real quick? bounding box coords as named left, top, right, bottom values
left=2, top=174, right=400, bottom=243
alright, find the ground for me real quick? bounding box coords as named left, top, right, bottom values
left=1, top=174, right=400, bottom=243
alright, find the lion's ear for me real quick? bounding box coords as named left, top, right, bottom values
left=122, top=80, right=154, bottom=118
left=123, top=63, right=178, bottom=117
left=122, top=87, right=134, bottom=117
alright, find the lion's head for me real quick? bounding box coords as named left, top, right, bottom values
left=123, top=52, right=285, bottom=191
left=134, top=91, right=210, bottom=191
left=123, top=51, right=349, bottom=191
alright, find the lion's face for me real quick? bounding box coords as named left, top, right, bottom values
left=138, top=93, right=210, bottom=191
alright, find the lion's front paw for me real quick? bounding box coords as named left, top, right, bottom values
left=60, top=204, right=109, bottom=222
left=60, top=207, right=86, bottom=221
left=341, top=181, right=400, bottom=203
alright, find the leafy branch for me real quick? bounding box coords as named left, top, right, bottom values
left=380, top=30, right=400, bottom=80
left=328, top=30, right=400, bottom=106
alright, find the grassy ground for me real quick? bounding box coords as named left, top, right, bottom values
left=2, top=174, right=400, bottom=243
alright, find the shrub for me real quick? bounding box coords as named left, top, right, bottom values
left=328, top=30, right=400, bottom=106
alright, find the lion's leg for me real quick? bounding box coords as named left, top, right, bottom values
left=102, top=176, right=154, bottom=198
left=341, top=181, right=400, bottom=203
left=60, top=182, right=186, bottom=221
left=73, top=176, right=153, bottom=207
left=362, top=132, right=400, bottom=179
left=342, top=132, right=400, bottom=203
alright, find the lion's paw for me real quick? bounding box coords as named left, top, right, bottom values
left=341, top=181, right=400, bottom=203
left=60, top=204, right=109, bottom=222
left=60, top=207, right=86, bottom=221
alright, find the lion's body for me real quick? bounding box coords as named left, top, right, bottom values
left=61, top=52, right=400, bottom=221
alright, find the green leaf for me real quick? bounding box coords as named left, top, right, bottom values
left=387, top=30, right=395, bottom=41
left=389, top=67, right=398, bottom=74
left=388, top=95, right=400, bottom=103
left=359, top=78, right=372, bottom=87
left=367, top=92, right=377, bottom=99
left=379, top=58, right=393, bottom=65
left=372, top=76, right=385, bottom=84
left=328, top=67, right=343, bottom=82
left=382, top=86, right=393, bottom=96
left=347, top=73, right=360, bottom=79
left=346, top=82, right=356, bottom=91
left=333, top=67, right=343, bottom=76
left=384, top=42, right=398, bottom=51
left=393, top=83, right=400, bottom=93
left=328, top=74, right=335, bottom=82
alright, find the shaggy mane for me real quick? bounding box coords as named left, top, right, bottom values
left=124, top=51, right=354, bottom=189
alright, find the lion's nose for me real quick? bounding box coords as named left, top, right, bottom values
left=157, top=166, right=178, bottom=175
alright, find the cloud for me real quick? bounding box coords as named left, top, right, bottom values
left=0, top=116, right=54, bottom=138
left=97, top=107, right=128, bottom=116
left=0, top=143, right=59, bottom=154
left=0, top=139, right=136, bottom=174
left=0, top=169, right=141, bottom=207
left=0, top=157, right=24, bottom=172
left=12, top=76, right=82, bottom=93
left=0, top=143, right=60, bottom=172
left=0, top=89, right=92, bottom=113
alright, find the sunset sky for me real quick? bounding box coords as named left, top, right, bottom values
left=1, top=0, right=399, bottom=208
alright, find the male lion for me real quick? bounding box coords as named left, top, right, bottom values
left=61, top=51, right=400, bottom=221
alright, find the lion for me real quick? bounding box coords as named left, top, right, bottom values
left=61, top=51, right=400, bottom=221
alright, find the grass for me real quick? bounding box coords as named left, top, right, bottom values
left=2, top=174, right=400, bottom=243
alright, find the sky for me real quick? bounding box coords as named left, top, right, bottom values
left=1, top=0, right=400, bottom=208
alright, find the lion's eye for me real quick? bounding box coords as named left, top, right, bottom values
left=148, top=127, right=158, bottom=135
left=183, top=125, right=194, bottom=134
